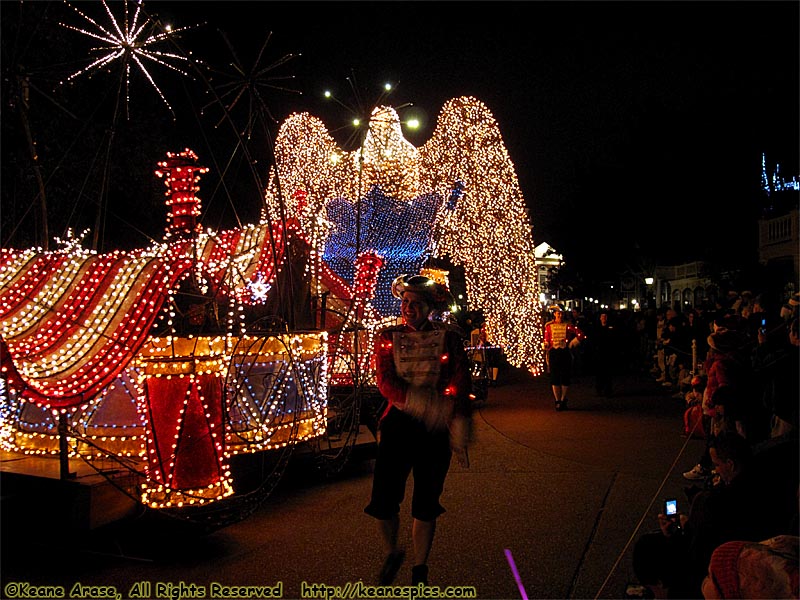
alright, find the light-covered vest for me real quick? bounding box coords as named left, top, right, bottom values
left=392, top=329, right=451, bottom=430
left=549, top=322, right=569, bottom=349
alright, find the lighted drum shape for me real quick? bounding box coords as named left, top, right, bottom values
left=224, top=333, right=328, bottom=456
left=0, top=387, right=60, bottom=455
left=0, top=366, right=145, bottom=459
left=70, top=366, right=146, bottom=458
left=137, top=336, right=233, bottom=508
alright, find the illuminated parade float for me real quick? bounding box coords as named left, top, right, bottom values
left=1, top=97, right=545, bottom=529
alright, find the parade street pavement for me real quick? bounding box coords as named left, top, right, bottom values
left=1, top=368, right=705, bottom=600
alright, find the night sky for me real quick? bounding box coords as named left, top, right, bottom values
left=2, top=1, right=798, bottom=281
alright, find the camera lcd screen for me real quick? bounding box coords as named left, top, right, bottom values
left=665, top=499, right=678, bottom=516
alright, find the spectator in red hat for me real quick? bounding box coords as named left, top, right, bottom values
left=704, top=330, right=752, bottom=438
left=683, top=328, right=753, bottom=482
left=701, top=535, right=799, bottom=599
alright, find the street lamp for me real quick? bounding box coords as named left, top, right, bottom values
left=644, top=277, right=654, bottom=309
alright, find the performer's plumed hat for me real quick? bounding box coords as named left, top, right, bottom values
left=391, top=274, right=454, bottom=311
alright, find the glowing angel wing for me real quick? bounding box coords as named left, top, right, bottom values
left=263, top=112, right=344, bottom=244
left=264, top=99, right=545, bottom=374
left=420, top=97, right=545, bottom=374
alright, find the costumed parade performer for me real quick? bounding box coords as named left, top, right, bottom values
left=544, top=305, right=586, bottom=411
left=364, top=274, right=473, bottom=587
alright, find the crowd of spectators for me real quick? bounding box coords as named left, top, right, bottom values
left=560, top=288, right=799, bottom=441
left=552, top=289, right=799, bottom=599
left=634, top=290, right=798, bottom=599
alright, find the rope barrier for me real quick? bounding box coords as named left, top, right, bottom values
left=593, top=408, right=703, bottom=599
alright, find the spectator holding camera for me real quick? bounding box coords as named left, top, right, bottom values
left=633, top=432, right=785, bottom=598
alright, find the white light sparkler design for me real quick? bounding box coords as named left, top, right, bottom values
left=247, top=273, right=272, bottom=304
left=54, top=228, right=94, bottom=257
left=60, top=0, right=198, bottom=117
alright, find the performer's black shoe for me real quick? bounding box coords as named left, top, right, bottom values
left=378, top=550, right=405, bottom=585
left=411, top=565, right=428, bottom=586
